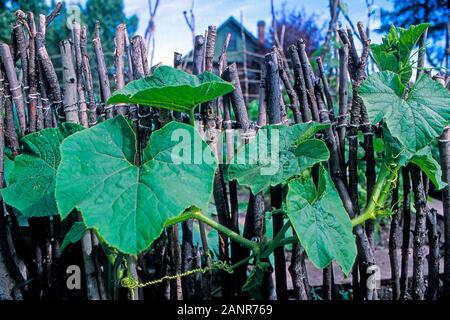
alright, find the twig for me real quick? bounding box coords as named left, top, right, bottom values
left=426, top=208, right=439, bottom=300
left=0, top=44, right=27, bottom=135
left=35, top=32, right=62, bottom=126
left=72, top=21, right=89, bottom=127
left=288, top=45, right=312, bottom=122
left=114, top=24, right=128, bottom=116
left=410, top=165, right=427, bottom=300
left=400, top=168, right=412, bottom=299
left=45, top=2, right=63, bottom=27
left=276, top=49, right=301, bottom=123
left=296, top=39, right=320, bottom=121
left=60, top=40, right=80, bottom=124
left=93, top=22, right=113, bottom=119
left=265, top=52, right=288, bottom=300
left=78, top=27, right=97, bottom=126
left=388, top=185, right=401, bottom=300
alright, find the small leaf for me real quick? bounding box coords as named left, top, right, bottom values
left=227, top=123, right=330, bottom=193
left=370, top=44, right=399, bottom=74
left=398, top=23, right=430, bottom=64
left=410, top=149, right=446, bottom=190
left=383, top=128, right=445, bottom=190
left=107, top=66, right=234, bottom=113
left=61, top=222, right=87, bottom=252
left=56, top=116, right=217, bottom=255
left=371, top=24, right=429, bottom=84
left=295, top=139, right=330, bottom=171
left=1, top=123, right=84, bottom=217
left=286, top=166, right=357, bottom=275
left=242, top=261, right=271, bottom=297
left=360, top=71, right=450, bottom=151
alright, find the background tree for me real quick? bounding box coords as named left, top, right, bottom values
left=0, top=0, right=138, bottom=65
left=269, top=2, right=324, bottom=56
left=378, top=0, right=449, bottom=69
left=0, top=0, right=69, bottom=55
left=84, top=0, right=138, bottom=64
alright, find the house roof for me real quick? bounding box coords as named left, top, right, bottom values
left=183, top=15, right=261, bottom=62
left=218, top=16, right=259, bottom=47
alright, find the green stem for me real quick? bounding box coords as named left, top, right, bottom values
left=230, top=254, right=255, bottom=269
left=261, top=221, right=291, bottom=258
left=276, top=236, right=298, bottom=248
left=189, top=108, right=196, bottom=127
left=112, top=253, right=124, bottom=300
left=351, top=163, right=400, bottom=227
left=165, top=208, right=260, bottom=254
left=191, top=210, right=260, bottom=254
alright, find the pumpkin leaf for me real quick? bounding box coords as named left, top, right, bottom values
left=107, top=65, right=234, bottom=113
left=227, top=123, right=330, bottom=194
left=286, top=166, right=357, bottom=275
left=56, top=116, right=217, bottom=255
left=359, top=71, right=450, bottom=151
left=1, top=123, right=84, bottom=217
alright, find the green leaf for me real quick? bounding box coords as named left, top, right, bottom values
left=295, top=139, right=330, bottom=171
left=371, top=44, right=399, bottom=74
left=383, top=129, right=446, bottom=190
left=227, top=123, right=330, bottom=194
left=56, top=116, right=217, bottom=255
left=286, top=166, right=357, bottom=275
left=107, top=66, right=234, bottom=113
left=1, top=123, right=84, bottom=217
left=61, top=222, right=87, bottom=252
left=398, top=23, right=430, bottom=64
left=410, top=149, right=447, bottom=190
left=371, top=23, right=429, bottom=84
left=360, top=71, right=450, bottom=151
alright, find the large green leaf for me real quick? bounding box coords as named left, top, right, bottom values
left=56, top=116, right=217, bottom=255
left=286, top=166, right=357, bottom=275
left=227, top=123, right=330, bottom=194
left=107, top=66, right=234, bottom=113
left=1, top=123, right=84, bottom=217
left=360, top=71, right=450, bottom=151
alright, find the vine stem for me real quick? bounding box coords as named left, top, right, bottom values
left=261, top=221, right=291, bottom=258
left=189, top=108, right=196, bottom=127
left=351, top=163, right=401, bottom=227
left=165, top=209, right=260, bottom=254
left=165, top=210, right=296, bottom=261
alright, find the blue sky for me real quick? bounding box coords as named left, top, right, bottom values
left=67, top=0, right=393, bottom=65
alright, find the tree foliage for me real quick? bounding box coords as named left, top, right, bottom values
left=269, top=3, right=324, bottom=56
left=0, top=0, right=138, bottom=62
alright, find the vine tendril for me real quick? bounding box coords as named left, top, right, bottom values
left=121, top=254, right=233, bottom=300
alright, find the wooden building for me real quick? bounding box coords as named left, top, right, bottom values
left=184, top=16, right=268, bottom=102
